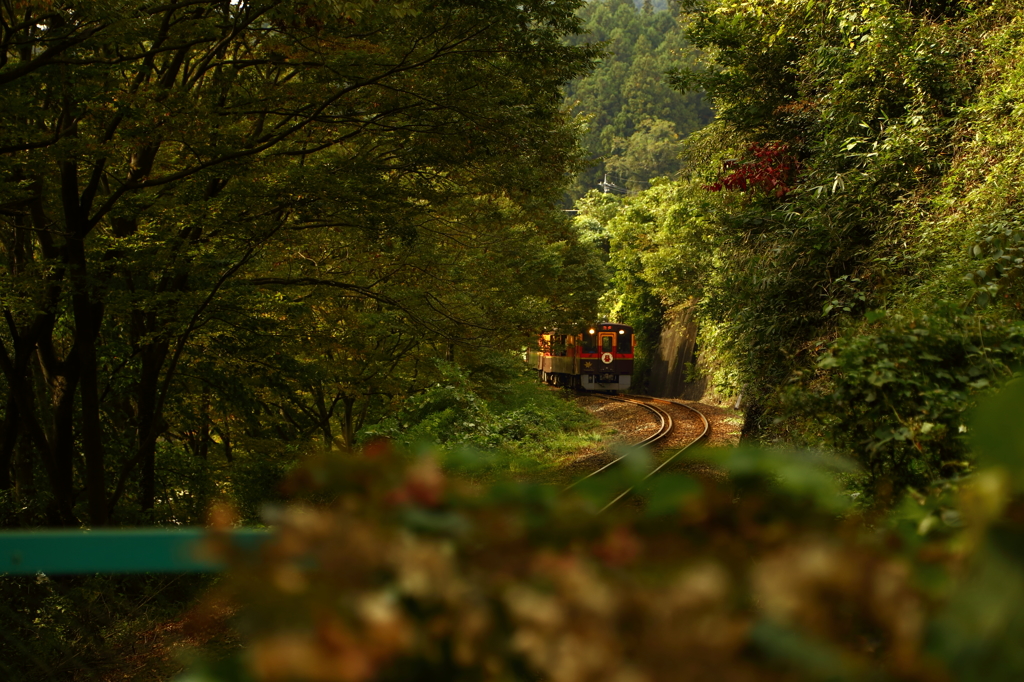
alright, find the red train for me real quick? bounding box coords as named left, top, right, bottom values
left=528, top=322, right=634, bottom=392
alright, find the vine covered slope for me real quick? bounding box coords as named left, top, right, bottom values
left=592, top=0, right=1024, bottom=492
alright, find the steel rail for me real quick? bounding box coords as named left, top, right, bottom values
left=564, top=393, right=710, bottom=512
left=598, top=397, right=709, bottom=512
left=563, top=394, right=673, bottom=493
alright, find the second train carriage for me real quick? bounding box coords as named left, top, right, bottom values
left=527, top=322, right=634, bottom=392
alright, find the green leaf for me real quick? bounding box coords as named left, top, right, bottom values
left=642, top=473, right=700, bottom=517
left=865, top=309, right=887, bottom=323
left=972, top=380, right=1024, bottom=490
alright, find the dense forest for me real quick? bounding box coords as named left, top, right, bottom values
left=0, top=0, right=604, bottom=529
left=564, top=0, right=713, bottom=198
left=590, top=0, right=1024, bottom=493
left=4, top=0, right=1024, bottom=680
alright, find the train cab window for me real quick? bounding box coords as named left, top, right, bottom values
left=554, top=335, right=567, bottom=356
left=617, top=332, right=631, bottom=354
left=581, top=332, right=597, bottom=353
left=601, top=335, right=613, bottom=353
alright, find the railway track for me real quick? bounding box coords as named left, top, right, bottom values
left=568, top=394, right=710, bottom=512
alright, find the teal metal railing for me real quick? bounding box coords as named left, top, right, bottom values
left=0, top=528, right=269, bottom=574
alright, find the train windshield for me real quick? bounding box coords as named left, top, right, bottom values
left=601, top=335, right=613, bottom=353
left=581, top=332, right=597, bottom=353
left=618, top=332, right=631, bottom=354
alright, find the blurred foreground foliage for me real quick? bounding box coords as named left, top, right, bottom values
left=180, top=383, right=1024, bottom=682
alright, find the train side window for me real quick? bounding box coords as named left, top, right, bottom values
left=601, top=335, right=613, bottom=353
left=617, top=332, right=631, bottom=354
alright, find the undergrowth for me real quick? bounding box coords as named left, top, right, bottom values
left=361, top=356, right=602, bottom=482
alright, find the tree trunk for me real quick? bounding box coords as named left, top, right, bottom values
left=60, top=144, right=110, bottom=526
left=14, top=436, right=35, bottom=524
left=2, top=327, right=71, bottom=524
left=136, top=343, right=169, bottom=512
left=312, top=386, right=333, bottom=447
left=3, top=348, right=61, bottom=523
left=49, top=369, right=79, bottom=524
left=199, top=392, right=211, bottom=460
left=341, top=396, right=356, bottom=450
left=0, top=393, right=17, bottom=490
left=80, top=363, right=108, bottom=525
left=221, top=415, right=233, bottom=463
left=197, top=423, right=210, bottom=460
left=68, top=262, right=108, bottom=525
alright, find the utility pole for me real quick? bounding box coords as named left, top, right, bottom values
left=599, top=173, right=627, bottom=195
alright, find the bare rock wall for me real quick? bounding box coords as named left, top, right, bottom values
left=647, top=304, right=708, bottom=400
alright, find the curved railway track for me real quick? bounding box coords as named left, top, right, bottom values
left=567, top=394, right=710, bottom=512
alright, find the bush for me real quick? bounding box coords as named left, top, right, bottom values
left=360, top=358, right=600, bottom=476
left=181, top=383, right=1024, bottom=682
left=789, top=307, right=1024, bottom=492
left=0, top=573, right=212, bottom=682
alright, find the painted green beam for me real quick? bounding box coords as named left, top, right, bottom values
left=0, top=528, right=270, bottom=575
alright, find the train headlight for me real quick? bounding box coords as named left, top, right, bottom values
left=588, top=328, right=595, bottom=334
left=618, top=330, right=624, bottom=334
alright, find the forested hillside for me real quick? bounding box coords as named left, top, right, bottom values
left=592, top=0, right=1024, bottom=494
left=564, top=0, right=713, bottom=198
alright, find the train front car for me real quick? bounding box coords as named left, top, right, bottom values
left=530, top=322, right=634, bottom=392
left=578, top=322, right=633, bottom=392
